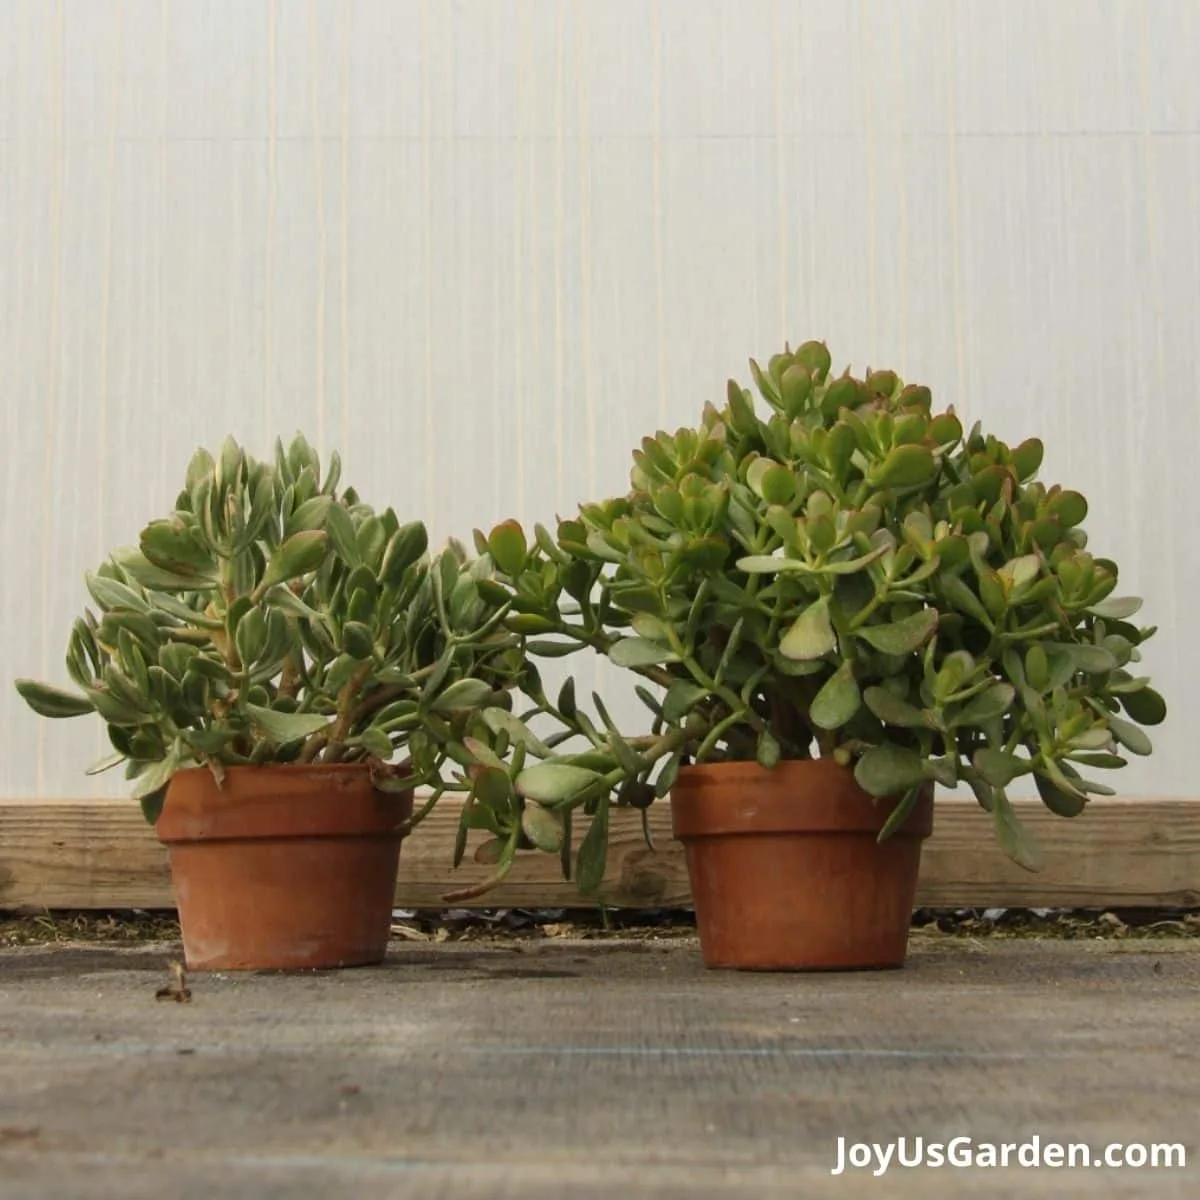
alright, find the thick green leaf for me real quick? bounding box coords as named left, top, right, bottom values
left=113, top=547, right=217, bottom=591
left=260, top=530, right=330, bottom=590
left=234, top=607, right=269, bottom=668
left=139, top=785, right=169, bottom=825
left=1105, top=713, right=1152, bottom=756
left=876, top=787, right=922, bottom=842
left=575, top=798, right=610, bottom=894
left=870, top=443, right=935, bottom=489
left=630, top=612, right=670, bottom=642
left=809, top=662, right=861, bottom=730
left=86, top=751, right=127, bottom=776
left=939, top=572, right=994, bottom=628
left=483, top=709, right=552, bottom=757
left=525, top=639, right=578, bottom=661
left=964, top=770, right=995, bottom=812
left=1065, top=727, right=1114, bottom=751
left=1119, top=686, right=1166, bottom=726
left=521, top=803, right=565, bottom=852
left=736, top=554, right=801, bottom=574
left=756, top=729, right=781, bottom=768
left=1023, top=644, right=1048, bottom=690
left=594, top=697, right=641, bottom=776
left=863, top=686, right=927, bottom=728
left=243, top=703, right=330, bottom=742
left=973, top=747, right=1025, bottom=788
left=262, top=584, right=325, bottom=625
left=607, top=637, right=680, bottom=668
left=473, top=837, right=507, bottom=866
left=1047, top=490, right=1087, bottom=528
left=993, top=789, right=1043, bottom=871
left=779, top=365, right=813, bottom=420
left=86, top=572, right=150, bottom=614
left=760, top=464, right=796, bottom=505
left=928, top=411, right=962, bottom=446
left=462, top=736, right=506, bottom=770
left=474, top=766, right=513, bottom=811
left=854, top=609, right=937, bottom=655
left=819, top=544, right=891, bottom=575
left=746, top=457, right=782, bottom=501
left=186, top=446, right=216, bottom=490
left=1068, top=751, right=1127, bottom=770
left=725, top=379, right=758, bottom=433
left=737, top=549, right=890, bottom=577
left=998, top=554, right=1040, bottom=592
left=1035, top=769, right=1088, bottom=816
left=140, top=519, right=217, bottom=577
left=924, top=755, right=958, bottom=788
left=977, top=570, right=1007, bottom=621
left=380, top=521, right=429, bottom=584
left=356, top=515, right=388, bottom=571
left=146, top=590, right=223, bottom=629
left=779, top=596, right=836, bottom=661
left=1087, top=595, right=1142, bottom=621
left=339, top=619, right=374, bottom=660
left=285, top=495, right=334, bottom=536
left=129, top=745, right=182, bottom=801
left=663, top=679, right=708, bottom=723
left=1011, top=437, right=1044, bottom=481
left=431, top=678, right=494, bottom=712
left=1064, top=643, right=1116, bottom=675
left=357, top=725, right=394, bottom=758
left=794, top=340, right=832, bottom=381
left=515, top=762, right=601, bottom=804
left=954, top=683, right=1016, bottom=726
left=462, top=796, right=502, bottom=836
left=488, top=520, right=528, bottom=576
left=15, top=679, right=94, bottom=719
left=325, top=502, right=361, bottom=565
left=854, top=743, right=927, bottom=797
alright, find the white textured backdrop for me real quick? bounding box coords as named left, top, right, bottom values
left=2, top=0, right=1196, bottom=798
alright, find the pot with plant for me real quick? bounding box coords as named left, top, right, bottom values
left=467, top=341, right=1165, bottom=971
left=15, top=435, right=527, bottom=970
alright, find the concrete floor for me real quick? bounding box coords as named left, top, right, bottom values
left=0, top=932, right=1196, bottom=1198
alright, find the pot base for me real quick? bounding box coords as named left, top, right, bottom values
left=167, top=837, right=404, bottom=971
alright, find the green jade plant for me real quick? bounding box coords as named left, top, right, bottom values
left=14, top=434, right=541, bottom=892
left=457, top=341, right=1165, bottom=889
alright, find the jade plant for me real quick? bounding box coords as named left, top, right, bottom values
left=458, top=341, right=1165, bottom=885
left=14, top=434, right=532, bottom=840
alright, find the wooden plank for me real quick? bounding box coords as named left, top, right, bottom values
left=1, top=797, right=1198, bottom=911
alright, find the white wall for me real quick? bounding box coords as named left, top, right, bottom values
left=2, top=0, right=1196, bottom=798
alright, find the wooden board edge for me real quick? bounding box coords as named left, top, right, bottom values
left=1, top=796, right=1199, bottom=911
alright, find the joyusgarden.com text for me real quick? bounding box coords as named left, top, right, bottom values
left=831, top=1136, right=1187, bottom=1176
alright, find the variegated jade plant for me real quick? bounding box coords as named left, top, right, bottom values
left=14, top=435, right=531, bottom=844
left=462, top=341, right=1165, bottom=884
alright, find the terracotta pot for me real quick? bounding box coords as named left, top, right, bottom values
left=156, top=763, right=412, bottom=971
left=670, top=757, right=933, bottom=971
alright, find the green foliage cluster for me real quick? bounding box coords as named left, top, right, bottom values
left=17, top=344, right=1165, bottom=894
left=464, top=341, right=1164, bottom=882
left=16, top=435, right=529, bottom=829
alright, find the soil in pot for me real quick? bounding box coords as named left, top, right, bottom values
left=670, top=757, right=933, bottom=971
left=155, top=763, right=412, bottom=971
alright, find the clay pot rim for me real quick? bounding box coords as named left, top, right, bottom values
left=157, top=761, right=414, bottom=845
left=670, top=755, right=934, bottom=840
left=171, top=761, right=394, bottom=780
